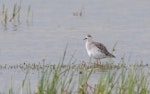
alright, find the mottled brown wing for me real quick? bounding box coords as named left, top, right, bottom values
left=93, top=41, right=115, bottom=57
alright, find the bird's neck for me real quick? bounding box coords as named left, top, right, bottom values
left=87, top=39, right=93, bottom=42
left=86, top=39, right=93, bottom=47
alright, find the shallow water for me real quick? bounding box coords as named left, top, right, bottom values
left=0, top=0, right=150, bottom=92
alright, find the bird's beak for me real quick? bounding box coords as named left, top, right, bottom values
left=83, top=38, right=87, bottom=40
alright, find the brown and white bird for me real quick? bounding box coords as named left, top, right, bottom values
left=84, top=34, right=115, bottom=64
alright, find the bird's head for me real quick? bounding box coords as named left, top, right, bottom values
left=84, top=34, right=92, bottom=40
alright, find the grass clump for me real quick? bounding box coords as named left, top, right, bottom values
left=0, top=2, right=33, bottom=26
left=0, top=61, right=149, bottom=94
left=33, top=63, right=149, bottom=94
left=35, top=61, right=76, bottom=94
left=117, top=68, right=149, bottom=94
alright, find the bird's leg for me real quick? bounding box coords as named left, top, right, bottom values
left=96, top=59, right=98, bottom=65
left=96, top=59, right=101, bottom=65
left=100, top=59, right=101, bottom=65
left=98, top=59, right=101, bottom=65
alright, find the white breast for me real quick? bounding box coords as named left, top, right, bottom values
left=86, top=41, right=106, bottom=59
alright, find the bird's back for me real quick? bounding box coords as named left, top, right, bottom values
left=93, top=41, right=115, bottom=58
left=86, top=40, right=115, bottom=58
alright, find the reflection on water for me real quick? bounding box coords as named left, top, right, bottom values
left=0, top=0, right=150, bottom=92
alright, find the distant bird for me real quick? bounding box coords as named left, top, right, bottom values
left=84, top=34, right=115, bottom=64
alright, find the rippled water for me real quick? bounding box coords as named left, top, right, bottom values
left=0, top=0, right=150, bottom=92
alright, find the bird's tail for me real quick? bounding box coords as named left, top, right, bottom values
left=108, top=53, right=115, bottom=58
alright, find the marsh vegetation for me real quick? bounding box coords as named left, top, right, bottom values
left=0, top=50, right=149, bottom=94
left=1, top=2, right=32, bottom=26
